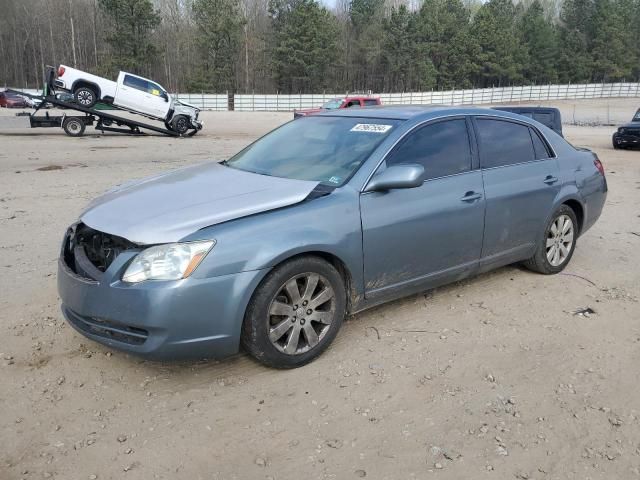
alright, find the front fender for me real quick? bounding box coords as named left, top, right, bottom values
left=182, top=187, right=365, bottom=298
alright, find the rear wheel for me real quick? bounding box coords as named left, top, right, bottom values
left=62, top=117, right=86, bottom=137
left=74, top=86, right=97, bottom=108
left=524, top=205, right=578, bottom=274
left=241, top=256, right=346, bottom=368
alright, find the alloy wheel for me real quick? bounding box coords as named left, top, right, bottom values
left=267, top=273, right=336, bottom=355
left=546, top=214, right=574, bottom=267
left=77, top=90, right=93, bottom=106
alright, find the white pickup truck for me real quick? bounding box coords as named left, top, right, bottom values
left=54, top=65, right=202, bottom=134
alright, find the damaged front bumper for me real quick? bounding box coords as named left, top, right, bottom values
left=57, top=227, right=264, bottom=360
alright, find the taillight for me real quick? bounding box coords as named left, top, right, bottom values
left=57, top=66, right=65, bottom=77
left=594, top=157, right=605, bottom=176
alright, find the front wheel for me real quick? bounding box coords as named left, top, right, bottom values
left=524, top=205, right=578, bottom=274
left=241, top=256, right=346, bottom=368
left=171, top=115, right=191, bottom=135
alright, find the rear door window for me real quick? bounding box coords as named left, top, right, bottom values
left=123, top=75, right=149, bottom=93
left=476, top=118, right=535, bottom=168
left=386, top=118, right=472, bottom=180
left=363, top=99, right=379, bottom=106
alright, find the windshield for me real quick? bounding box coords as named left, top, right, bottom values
left=322, top=99, right=343, bottom=109
left=226, top=116, right=400, bottom=186
left=633, top=109, right=640, bottom=122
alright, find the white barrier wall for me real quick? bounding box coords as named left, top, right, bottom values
left=6, top=83, right=640, bottom=112
left=231, top=83, right=640, bottom=112
left=174, top=93, right=228, bottom=111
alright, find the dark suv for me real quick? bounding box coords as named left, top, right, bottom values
left=493, top=107, right=563, bottom=137
left=612, top=108, right=640, bottom=149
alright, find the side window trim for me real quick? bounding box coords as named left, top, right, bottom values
left=382, top=116, right=474, bottom=182
left=361, top=113, right=498, bottom=193
left=471, top=115, right=550, bottom=170
left=529, top=126, right=555, bottom=159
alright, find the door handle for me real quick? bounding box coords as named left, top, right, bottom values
left=460, top=191, right=482, bottom=202
left=544, top=175, right=559, bottom=185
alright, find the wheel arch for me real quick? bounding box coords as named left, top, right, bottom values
left=562, top=198, right=585, bottom=235
left=251, top=250, right=361, bottom=315
left=72, top=80, right=101, bottom=99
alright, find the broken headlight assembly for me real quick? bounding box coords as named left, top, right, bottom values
left=122, top=240, right=215, bottom=283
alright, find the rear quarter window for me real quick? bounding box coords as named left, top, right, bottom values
left=529, top=128, right=553, bottom=159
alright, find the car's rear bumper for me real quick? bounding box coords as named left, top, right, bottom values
left=58, top=252, right=267, bottom=360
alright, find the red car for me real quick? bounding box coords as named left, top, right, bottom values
left=294, top=96, right=382, bottom=118
left=0, top=91, right=29, bottom=108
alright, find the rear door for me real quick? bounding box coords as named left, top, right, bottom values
left=360, top=117, right=485, bottom=298
left=473, top=117, right=560, bottom=263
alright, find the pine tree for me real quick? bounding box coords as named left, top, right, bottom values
left=470, top=0, right=527, bottom=87
left=414, top=0, right=479, bottom=89
left=348, top=0, right=385, bottom=91
left=518, top=0, right=559, bottom=84
left=270, top=0, right=341, bottom=92
left=557, top=0, right=594, bottom=82
left=190, top=0, right=245, bottom=92
left=590, top=0, right=634, bottom=81
left=98, top=0, right=161, bottom=76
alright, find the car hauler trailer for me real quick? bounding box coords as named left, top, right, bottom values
left=1, top=69, right=201, bottom=138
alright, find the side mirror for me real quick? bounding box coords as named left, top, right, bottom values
left=364, top=164, right=425, bottom=192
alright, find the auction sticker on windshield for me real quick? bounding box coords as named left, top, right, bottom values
left=350, top=124, right=393, bottom=133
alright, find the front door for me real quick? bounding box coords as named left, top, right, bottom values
left=115, top=75, right=170, bottom=119
left=360, top=117, right=485, bottom=299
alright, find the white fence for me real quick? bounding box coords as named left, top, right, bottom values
left=7, top=83, right=640, bottom=114
left=230, top=83, right=640, bottom=111
left=174, top=93, right=227, bottom=111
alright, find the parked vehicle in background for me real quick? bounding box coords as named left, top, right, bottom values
left=25, top=92, right=75, bottom=109
left=294, top=95, right=382, bottom=118
left=58, top=106, right=607, bottom=368
left=54, top=65, right=202, bottom=134
left=0, top=90, right=29, bottom=108
left=493, top=106, right=563, bottom=137
left=612, top=108, right=640, bottom=149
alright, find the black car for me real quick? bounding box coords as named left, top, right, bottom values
left=612, top=108, right=640, bottom=150
left=493, top=107, right=563, bottom=137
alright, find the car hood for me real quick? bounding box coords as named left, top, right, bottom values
left=171, top=97, right=198, bottom=111
left=619, top=122, right=640, bottom=128
left=80, top=162, right=319, bottom=244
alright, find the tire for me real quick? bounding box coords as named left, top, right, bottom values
left=74, top=86, right=97, bottom=108
left=171, top=115, right=191, bottom=135
left=524, top=205, right=578, bottom=274
left=613, top=139, right=620, bottom=149
left=62, top=117, right=86, bottom=137
left=241, top=256, right=347, bottom=368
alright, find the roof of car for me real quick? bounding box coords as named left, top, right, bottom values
left=315, top=104, right=519, bottom=121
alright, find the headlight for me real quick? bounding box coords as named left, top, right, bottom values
left=122, top=240, right=215, bottom=283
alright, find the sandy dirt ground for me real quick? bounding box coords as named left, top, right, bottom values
left=1, top=104, right=640, bottom=480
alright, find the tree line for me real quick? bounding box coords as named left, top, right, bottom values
left=0, top=0, right=638, bottom=94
